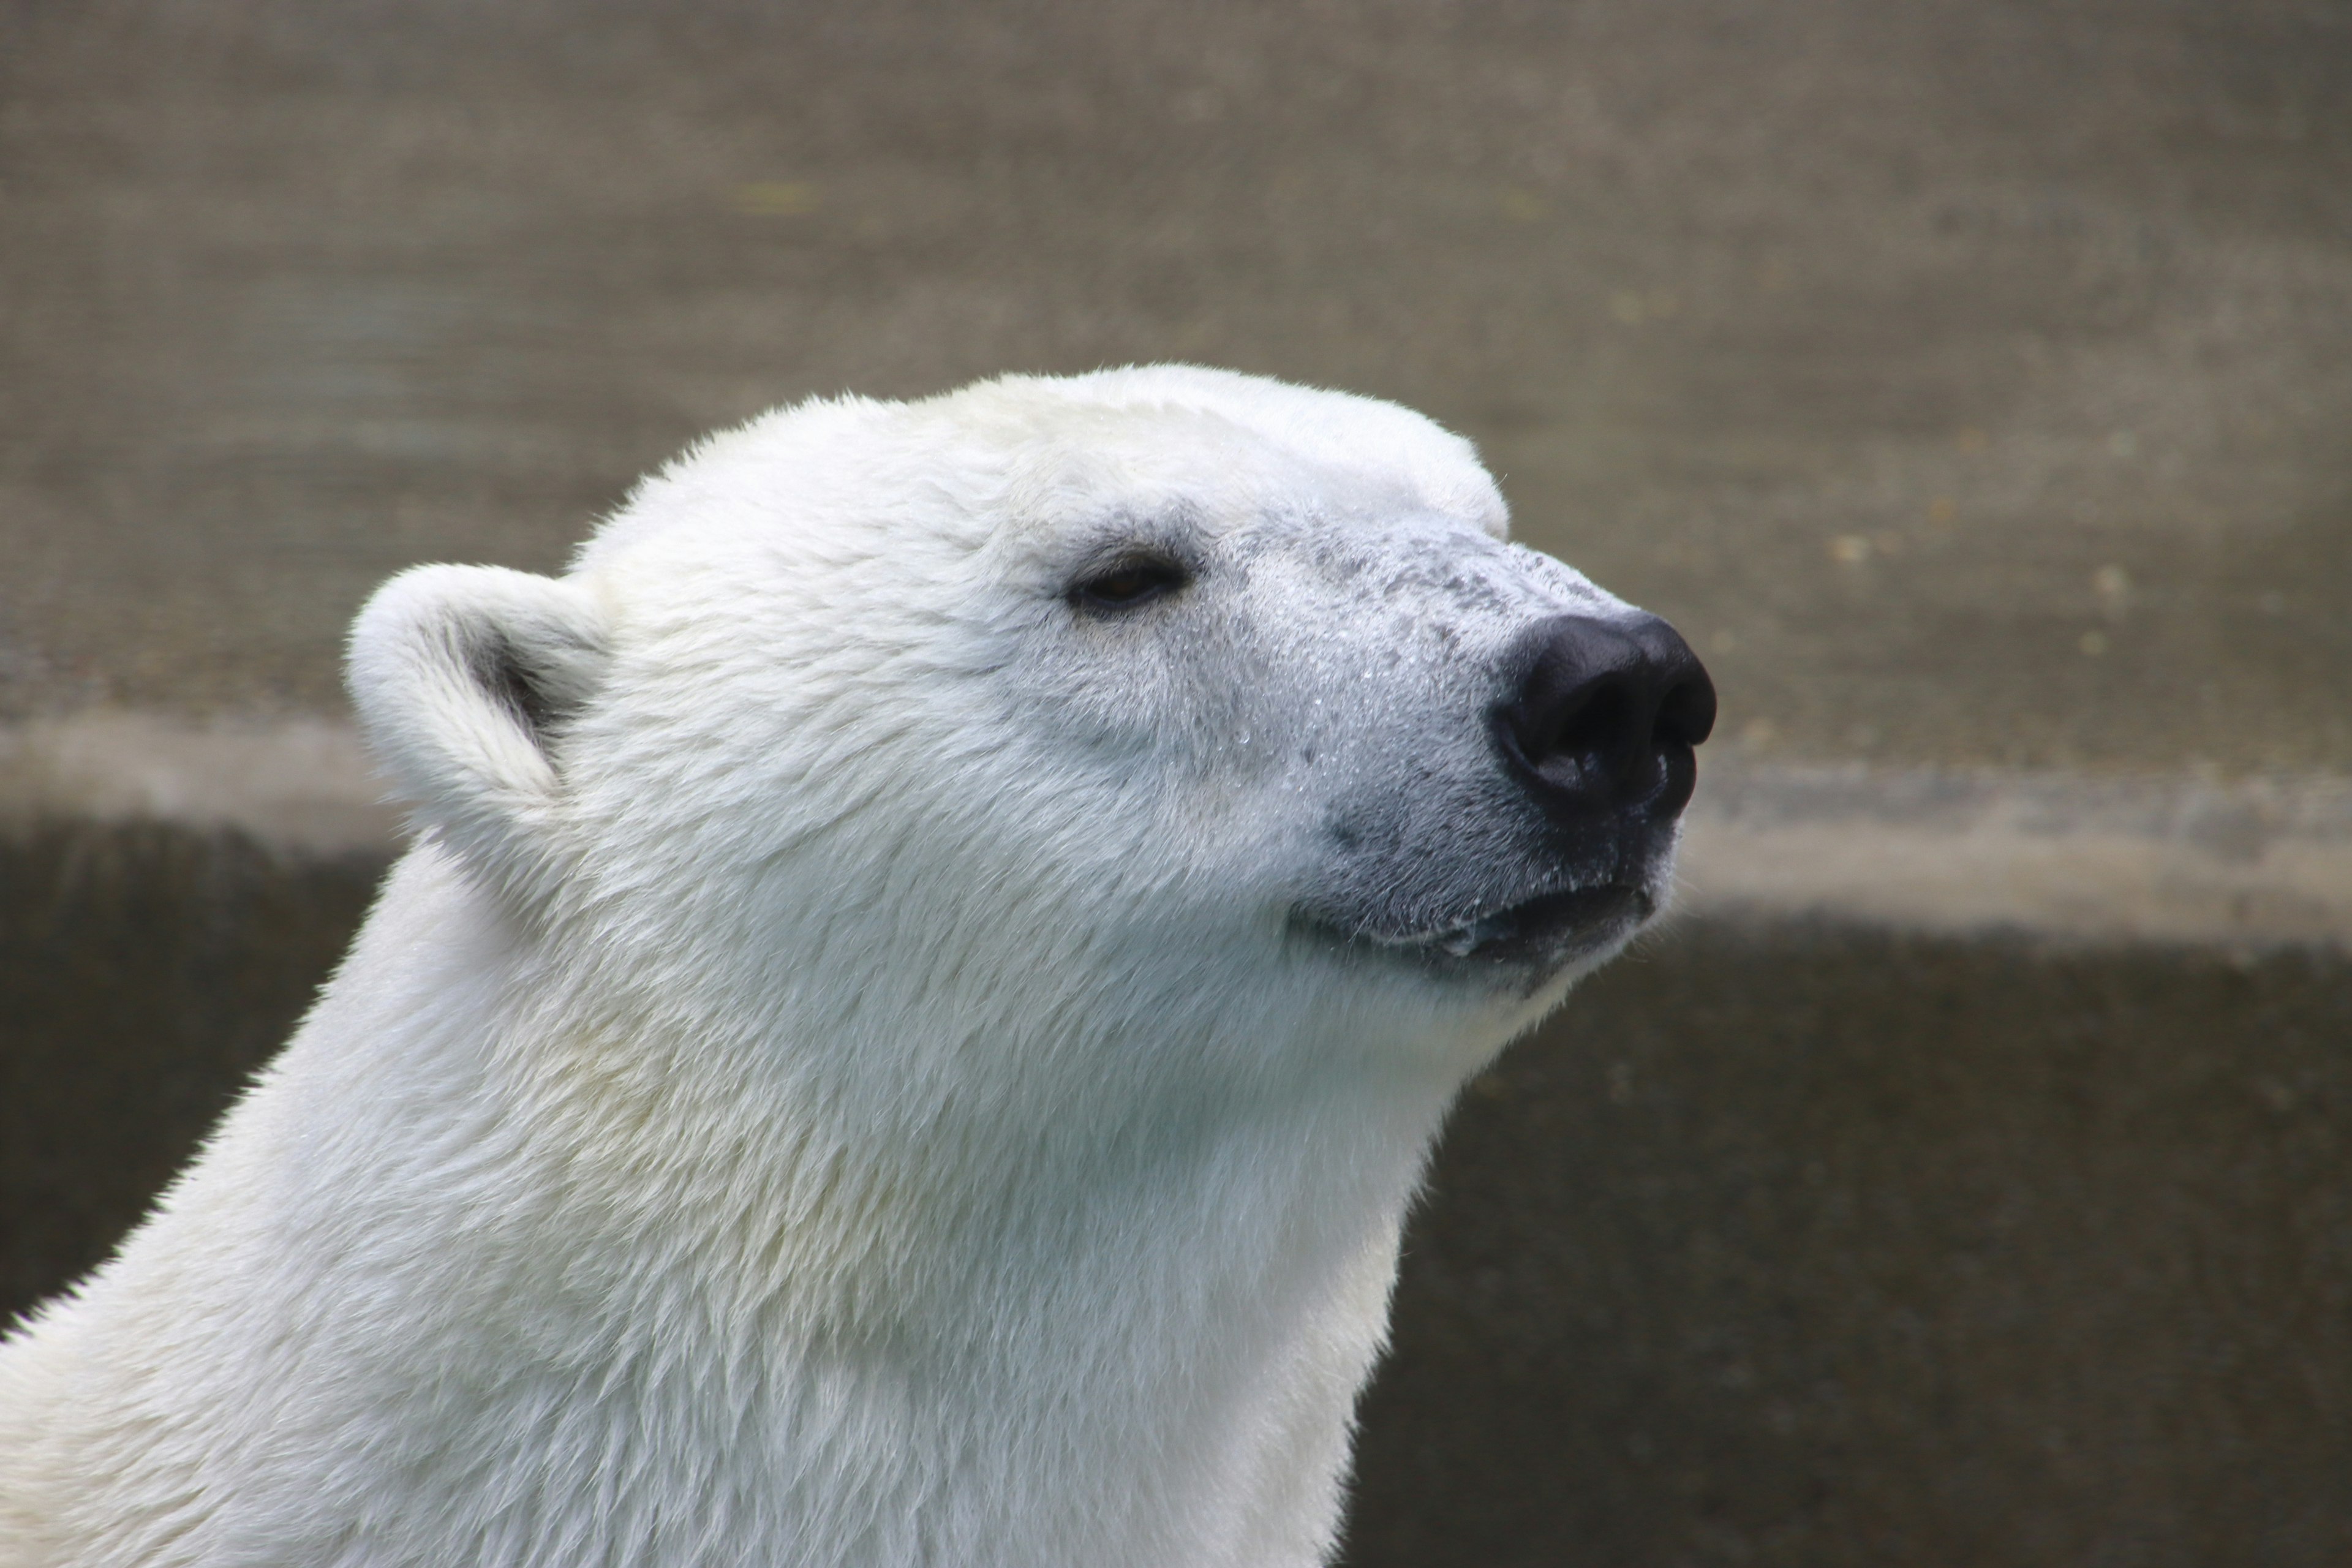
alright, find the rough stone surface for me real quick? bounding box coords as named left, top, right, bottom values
left=2, top=0, right=2348, bottom=771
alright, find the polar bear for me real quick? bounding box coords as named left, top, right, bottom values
left=0, top=367, right=1712, bottom=1567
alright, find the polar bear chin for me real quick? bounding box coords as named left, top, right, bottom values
left=0, top=366, right=1709, bottom=1568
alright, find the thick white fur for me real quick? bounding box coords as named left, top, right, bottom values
left=0, top=368, right=1660, bottom=1567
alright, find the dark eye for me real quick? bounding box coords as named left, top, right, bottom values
left=1071, top=556, right=1189, bottom=613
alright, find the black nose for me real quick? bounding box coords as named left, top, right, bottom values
left=1494, top=612, right=1717, bottom=821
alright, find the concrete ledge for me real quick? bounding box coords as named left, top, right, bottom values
left=1683, top=762, right=2352, bottom=951
left=7, top=715, right=2349, bottom=949
left=0, top=715, right=397, bottom=856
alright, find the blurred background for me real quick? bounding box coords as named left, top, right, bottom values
left=2, top=2, right=2347, bottom=1562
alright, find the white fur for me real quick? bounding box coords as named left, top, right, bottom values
left=0, top=368, right=1671, bottom=1567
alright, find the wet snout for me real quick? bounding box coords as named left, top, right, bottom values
left=1494, top=612, right=1717, bottom=826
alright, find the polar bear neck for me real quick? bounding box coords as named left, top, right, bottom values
left=147, top=840, right=1469, bottom=1564
left=505, top=867, right=1464, bottom=1363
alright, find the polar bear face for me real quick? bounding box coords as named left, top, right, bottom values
left=350, top=367, right=1713, bottom=1108
left=0, top=368, right=1711, bottom=1568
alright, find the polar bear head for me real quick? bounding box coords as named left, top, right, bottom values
left=349, top=366, right=1713, bottom=1115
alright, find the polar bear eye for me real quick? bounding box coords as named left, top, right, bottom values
left=1071, top=556, right=1189, bottom=614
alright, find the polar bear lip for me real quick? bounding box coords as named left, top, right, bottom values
left=1305, top=883, right=1653, bottom=971
left=1417, top=883, right=1652, bottom=964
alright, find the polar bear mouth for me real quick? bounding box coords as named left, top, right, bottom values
left=1303, top=882, right=1654, bottom=971
left=1405, top=883, right=1652, bottom=964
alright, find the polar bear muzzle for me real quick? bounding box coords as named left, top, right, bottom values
left=1293, top=605, right=1714, bottom=978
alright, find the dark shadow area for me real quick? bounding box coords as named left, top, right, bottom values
left=1346, top=922, right=2352, bottom=1567
left=4, top=830, right=2348, bottom=1561
left=0, top=823, right=385, bottom=1317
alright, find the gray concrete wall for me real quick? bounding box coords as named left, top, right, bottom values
left=5, top=0, right=2349, bottom=776
left=4, top=1, right=2348, bottom=1561
left=1354, top=925, right=2352, bottom=1566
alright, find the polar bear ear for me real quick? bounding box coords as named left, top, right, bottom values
left=347, top=564, right=611, bottom=900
